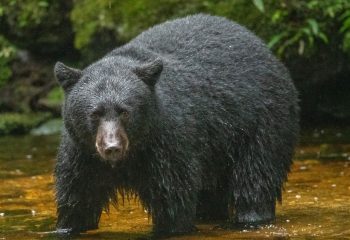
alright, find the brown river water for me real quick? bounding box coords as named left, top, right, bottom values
left=1, top=128, right=350, bottom=239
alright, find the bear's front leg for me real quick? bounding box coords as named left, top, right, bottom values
left=138, top=160, right=199, bottom=236
left=151, top=196, right=197, bottom=236
left=55, top=134, right=114, bottom=235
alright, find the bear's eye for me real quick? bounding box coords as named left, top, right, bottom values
left=90, top=109, right=103, bottom=120
left=121, top=110, right=129, bottom=119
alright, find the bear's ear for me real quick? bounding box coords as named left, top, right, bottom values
left=54, top=62, right=82, bottom=92
left=133, top=58, right=163, bottom=86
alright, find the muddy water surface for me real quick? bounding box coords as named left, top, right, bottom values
left=1, top=129, right=350, bottom=239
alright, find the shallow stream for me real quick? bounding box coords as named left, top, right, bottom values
left=1, top=128, right=350, bottom=239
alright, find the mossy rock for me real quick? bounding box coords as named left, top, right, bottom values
left=30, top=118, right=63, bottom=135
left=0, top=112, right=51, bottom=135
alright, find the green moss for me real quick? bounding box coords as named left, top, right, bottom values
left=0, top=112, right=51, bottom=135
left=0, top=35, right=17, bottom=89
left=43, top=87, right=64, bottom=107
left=30, top=118, right=63, bottom=135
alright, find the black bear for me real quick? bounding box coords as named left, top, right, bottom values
left=54, top=14, right=299, bottom=236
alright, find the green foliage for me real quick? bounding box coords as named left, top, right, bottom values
left=1, top=0, right=350, bottom=60
left=71, top=0, right=350, bottom=59
left=0, top=112, right=51, bottom=135
left=0, top=0, right=50, bottom=27
left=261, top=0, right=350, bottom=57
left=0, top=1, right=74, bottom=55
left=70, top=0, right=263, bottom=49
left=0, top=36, right=16, bottom=88
left=252, top=0, right=265, bottom=13
left=70, top=0, right=192, bottom=49
left=340, top=5, right=350, bottom=51
left=70, top=0, right=118, bottom=49
left=42, top=87, right=64, bottom=108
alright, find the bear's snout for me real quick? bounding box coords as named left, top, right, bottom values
left=95, top=120, right=129, bottom=165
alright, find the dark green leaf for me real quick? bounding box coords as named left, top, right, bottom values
left=307, top=19, right=319, bottom=35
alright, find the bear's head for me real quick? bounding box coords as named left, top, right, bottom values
left=54, top=57, right=163, bottom=167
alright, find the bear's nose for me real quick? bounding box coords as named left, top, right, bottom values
left=104, top=143, right=122, bottom=156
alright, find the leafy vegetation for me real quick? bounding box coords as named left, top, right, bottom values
left=0, top=36, right=16, bottom=88
left=1, top=0, right=349, bottom=67
left=68, top=0, right=350, bottom=58
left=40, top=87, right=64, bottom=109
left=262, top=0, right=350, bottom=57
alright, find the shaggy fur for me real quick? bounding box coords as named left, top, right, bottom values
left=54, top=14, right=299, bottom=236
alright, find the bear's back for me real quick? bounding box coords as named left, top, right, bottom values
left=129, top=15, right=295, bottom=114
left=128, top=14, right=291, bottom=94
left=131, top=14, right=268, bottom=64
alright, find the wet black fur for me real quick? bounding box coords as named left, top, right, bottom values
left=54, top=14, right=299, bottom=236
